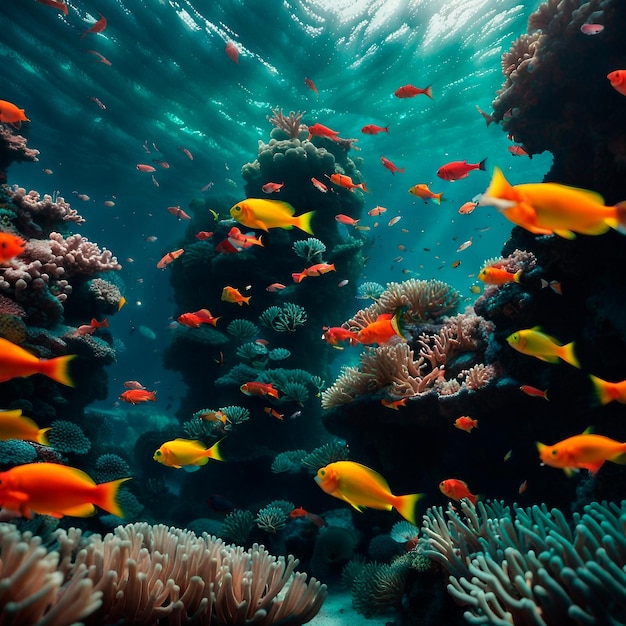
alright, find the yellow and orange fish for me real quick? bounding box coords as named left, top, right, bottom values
left=478, top=265, right=522, bottom=285
left=356, top=311, right=404, bottom=345
left=381, top=398, right=407, bottom=410
left=408, top=183, right=444, bottom=205
left=0, top=462, right=130, bottom=518
left=230, top=198, right=315, bottom=235
left=537, top=430, right=626, bottom=476
left=315, top=461, right=423, bottom=524
left=479, top=167, right=626, bottom=238
left=506, top=327, right=580, bottom=368
left=439, top=478, right=477, bottom=505
left=221, top=286, right=251, bottom=306
left=0, top=100, right=30, bottom=128
left=0, top=409, right=50, bottom=445
left=0, top=337, right=75, bottom=386
left=0, top=232, right=26, bottom=262
left=154, top=438, right=223, bottom=471
left=589, top=375, right=626, bottom=406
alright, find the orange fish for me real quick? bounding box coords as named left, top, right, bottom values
left=0, top=233, right=26, bottom=262
left=356, top=311, right=404, bottom=345
left=607, top=70, right=626, bottom=96
left=326, top=173, right=368, bottom=193
left=195, top=231, right=213, bottom=240
left=221, top=286, right=251, bottom=306
left=119, top=389, right=156, bottom=404
left=289, top=506, right=325, bottom=527
left=240, top=381, right=280, bottom=399
left=307, top=123, right=340, bottom=141
left=380, top=156, right=404, bottom=174
left=227, top=227, right=263, bottom=249
left=80, top=12, right=107, bottom=39
left=177, top=309, right=220, bottom=328
left=77, top=317, right=109, bottom=335
left=0, top=462, right=129, bottom=519
left=368, top=205, right=387, bottom=216
left=437, top=159, right=487, bottom=181
left=394, top=84, right=433, bottom=99
left=157, top=248, right=184, bottom=269
left=225, top=41, right=239, bottom=63
left=0, top=409, right=50, bottom=445
left=35, top=0, right=68, bottom=14
left=381, top=398, right=407, bottom=410
left=322, top=326, right=359, bottom=348
left=537, top=430, right=626, bottom=476
left=408, top=183, right=444, bottom=204
left=0, top=337, right=75, bottom=386
left=458, top=201, right=477, bottom=215
left=361, top=124, right=388, bottom=134
left=264, top=406, right=284, bottom=420
left=167, top=206, right=191, bottom=220
left=0, top=100, right=30, bottom=128
left=439, top=478, right=477, bottom=505
left=478, top=266, right=522, bottom=285
left=454, top=416, right=478, bottom=432
left=315, top=461, right=423, bottom=524
left=292, top=263, right=335, bottom=283
left=589, top=375, right=626, bottom=406
left=304, top=77, right=319, bottom=95
left=311, top=177, right=328, bottom=193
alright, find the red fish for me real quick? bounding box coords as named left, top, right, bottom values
left=380, top=156, right=404, bottom=174
left=227, top=227, right=263, bottom=249
left=225, top=41, right=239, bottom=63
left=307, top=123, right=340, bottom=141
left=77, top=318, right=109, bottom=336
left=289, top=506, right=325, bottom=528
left=321, top=326, right=359, bottom=348
left=178, top=146, right=194, bottom=160
left=195, top=231, right=213, bottom=240
left=335, top=214, right=360, bottom=227
left=0, top=233, right=25, bottom=262
left=437, top=158, right=487, bottom=181
left=157, top=248, right=184, bottom=268
left=580, top=23, right=604, bottom=35
left=607, top=70, right=626, bottom=96
left=292, top=263, right=336, bottom=283
left=361, top=124, right=389, bottom=135
left=35, top=0, right=68, bottom=14
left=153, top=159, right=170, bottom=168
left=119, top=389, right=156, bottom=404
left=177, top=309, right=220, bottom=328
left=381, top=398, right=407, bottom=410
left=454, top=416, right=478, bottom=432
left=508, top=145, right=531, bottom=158
left=311, top=177, right=328, bottom=192
left=264, top=407, right=284, bottom=420
left=394, top=84, right=433, bottom=99
left=519, top=385, right=549, bottom=400
left=326, top=173, right=368, bottom=193
left=0, top=101, right=30, bottom=129
left=266, top=282, right=286, bottom=292
left=167, top=206, right=191, bottom=220
left=439, top=479, right=477, bottom=505
left=86, top=50, right=111, bottom=65
left=136, top=164, right=156, bottom=173
left=304, top=77, right=319, bottom=95
left=458, top=201, right=478, bottom=215
left=262, top=182, right=284, bottom=194
left=123, top=380, right=145, bottom=390
left=215, top=239, right=241, bottom=255
left=240, top=381, right=280, bottom=399
left=80, top=13, right=107, bottom=39
left=368, top=205, right=387, bottom=216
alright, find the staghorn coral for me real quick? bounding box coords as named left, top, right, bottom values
left=421, top=499, right=626, bottom=625
left=267, top=108, right=306, bottom=139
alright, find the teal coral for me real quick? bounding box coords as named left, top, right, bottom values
left=48, top=420, right=91, bottom=454
left=350, top=560, right=409, bottom=617
left=226, top=318, right=258, bottom=341
left=259, top=303, right=307, bottom=333
left=0, top=440, right=37, bottom=466
left=301, top=441, right=350, bottom=473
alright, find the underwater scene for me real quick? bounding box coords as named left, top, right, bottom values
left=0, top=0, right=625, bottom=623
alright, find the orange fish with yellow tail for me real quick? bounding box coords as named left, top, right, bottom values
left=0, top=462, right=130, bottom=518
left=537, top=429, right=626, bottom=476
left=0, top=409, right=50, bottom=445
left=230, top=198, right=315, bottom=234
left=153, top=438, right=223, bottom=471
left=0, top=337, right=75, bottom=385
left=221, top=286, right=251, bottom=306
left=479, top=167, right=626, bottom=238
left=356, top=309, right=405, bottom=345
left=589, top=375, right=626, bottom=406
left=315, top=461, right=423, bottom=524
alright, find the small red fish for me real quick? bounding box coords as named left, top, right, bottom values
left=264, top=406, right=284, bottom=420
left=580, top=23, right=604, bottom=35
left=178, top=146, right=193, bottom=160
left=119, top=389, right=157, bottom=404
left=304, top=77, right=319, bottom=95
left=394, top=84, right=433, bottom=99
left=240, top=381, right=279, bottom=399
left=225, top=41, right=239, bottom=63
left=136, top=164, right=156, bottom=173
left=458, top=201, right=478, bottom=215
left=519, top=385, right=549, bottom=400
left=454, top=416, right=478, bottom=432
left=335, top=214, right=360, bottom=226
left=380, top=156, right=404, bottom=175
left=307, top=123, right=340, bottom=141
left=607, top=70, right=626, bottom=96
left=80, top=13, right=107, bottom=39
left=508, top=145, right=531, bottom=158
left=153, top=159, right=170, bottom=168
left=76, top=318, right=109, bottom=336
left=167, top=206, right=191, bottom=220
left=0, top=233, right=26, bottom=262
left=215, top=239, right=241, bottom=255
left=194, top=231, right=213, bottom=241
left=321, top=326, right=359, bottom=348
left=177, top=309, right=220, bottom=328
left=367, top=205, right=387, bottom=216
left=311, top=177, right=328, bottom=192
left=437, top=158, right=487, bottom=181
left=157, top=248, right=184, bottom=268
left=289, top=506, right=325, bottom=528
left=439, top=478, right=477, bottom=505
left=292, top=263, right=335, bottom=283
left=361, top=124, right=389, bottom=135
left=262, top=182, right=284, bottom=194
left=86, top=50, right=111, bottom=65
left=123, top=380, right=146, bottom=390
left=227, top=227, right=263, bottom=249
left=381, top=398, right=407, bottom=410
left=35, top=0, right=68, bottom=14
left=326, top=174, right=368, bottom=193
left=266, top=282, right=286, bottom=292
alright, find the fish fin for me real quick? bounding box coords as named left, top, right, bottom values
left=390, top=307, right=407, bottom=339
left=613, top=201, right=626, bottom=234
left=183, top=464, right=202, bottom=472
left=435, top=193, right=444, bottom=205
left=273, top=200, right=297, bottom=216
left=96, top=477, right=131, bottom=517
left=583, top=461, right=605, bottom=475
left=478, top=158, right=487, bottom=171
left=295, top=210, right=316, bottom=235
left=589, top=374, right=613, bottom=406
left=485, top=167, right=516, bottom=201
left=37, top=427, right=51, bottom=446
left=40, top=353, right=76, bottom=387
left=393, top=493, right=424, bottom=524
left=559, top=341, right=580, bottom=368
left=554, top=229, right=577, bottom=239
left=609, top=450, right=626, bottom=465
left=513, top=269, right=523, bottom=283
left=62, top=503, right=97, bottom=517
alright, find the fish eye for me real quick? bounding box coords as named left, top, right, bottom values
left=319, top=469, right=325, bottom=476
left=550, top=449, right=558, bottom=456
left=155, top=450, right=161, bottom=456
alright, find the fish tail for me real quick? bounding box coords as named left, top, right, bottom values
left=243, top=296, right=251, bottom=305
left=391, top=306, right=407, bottom=339
left=560, top=341, right=580, bottom=368
left=295, top=210, right=316, bottom=235
left=434, top=193, right=444, bottom=205
left=40, top=354, right=76, bottom=387
left=478, top=157, right=487, bottom=171
left=613, top=201, right=626, bottom=234
left=292, top=272, right=306, bottom=283
left=37, top=427, right=51, bottom=446
left=96, top=477, right=132, bottom=517
left=207, top=439, right=224, bottom=461
left=359, top=183, right=370, bottom=193
left=384, top=126, right=389, bottom=133
left=423, top=85, right=433, bottom=99
left=513, top=269, right=524, bottom=283
left=589, top=374, right=615, bottom=406
left=393, top=493, right=424, bottom=525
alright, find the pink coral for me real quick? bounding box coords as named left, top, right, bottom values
left=0, top=126, right=39, bottom=182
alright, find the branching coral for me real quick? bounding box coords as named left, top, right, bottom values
left=293, top=238, right=326, bottom=263
left=259, top=303, right=307, bottom=333
left=421, top=499, right=626, bottom=625
left=267, top=108, right=306, bottom=139
left=255, top=500, right=294, bottom=534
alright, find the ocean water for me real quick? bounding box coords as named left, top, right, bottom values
left=1, top=0, right=553, bottom=403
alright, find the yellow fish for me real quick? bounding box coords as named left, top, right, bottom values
left=537, top=430, right=626, bottom=476
left=0, top=337, right=75, bottom=385
left=153, top=438, right=223, bottom=471
left=479, top=167, right=626, bottom=238
left=506, top=327, right=580, bottom=368
left=230, top=198, right=315, bottom=234
left=314, top=460, right=423, bottom=524
left=0, top=409, right=50, bottom=444
left=408, top=183, right=444, bottom=205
